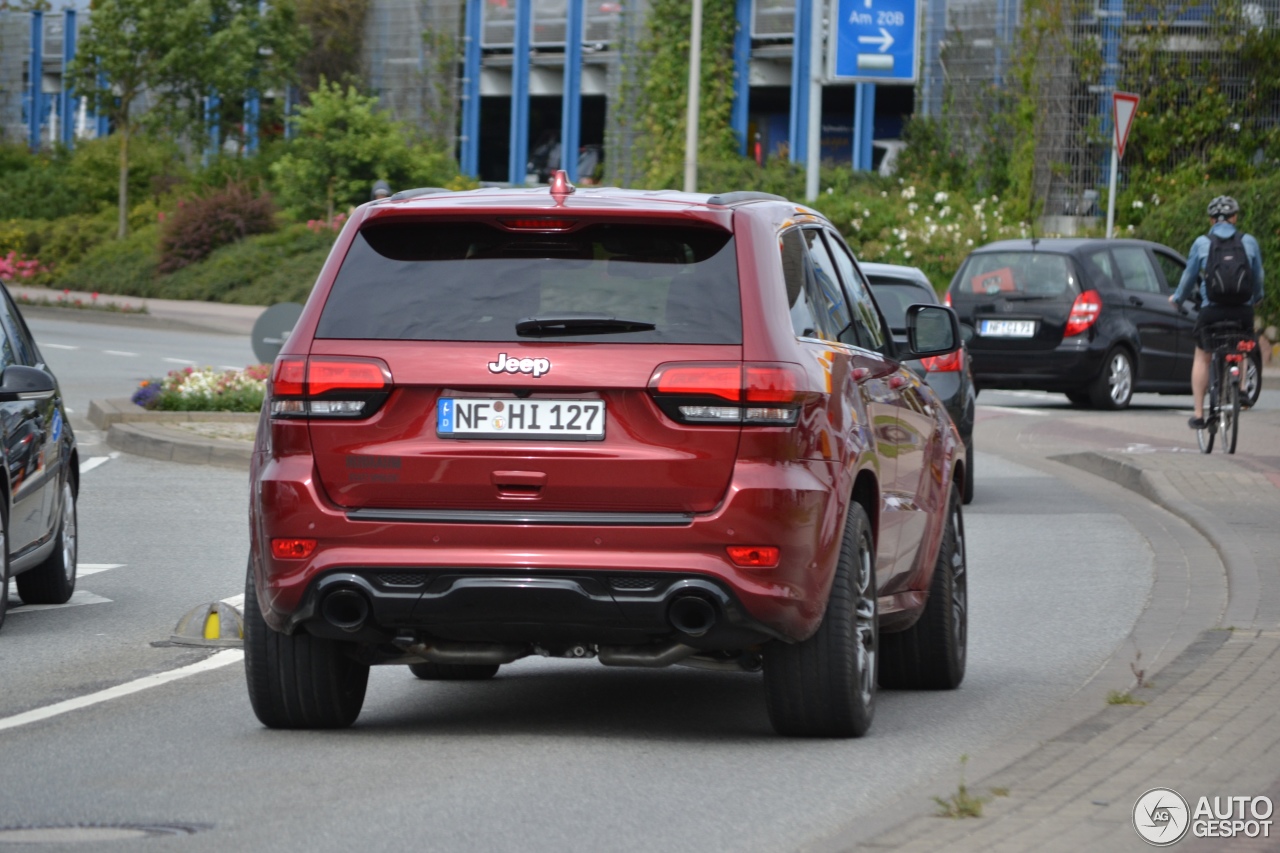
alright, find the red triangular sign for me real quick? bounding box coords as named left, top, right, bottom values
left=1114, top=92, right=1140, bottom=160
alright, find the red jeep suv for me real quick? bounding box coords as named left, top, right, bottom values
left=245, top=175, right=969, bottom=737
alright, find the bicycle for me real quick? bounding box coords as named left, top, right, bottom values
left=1196, top=321, right=1256, bottom=454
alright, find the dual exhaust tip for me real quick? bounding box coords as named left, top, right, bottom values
left=319, top=587, right=720, bottom=638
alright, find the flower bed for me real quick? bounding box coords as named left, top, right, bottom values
left=132, top=364, right=270, bottom=413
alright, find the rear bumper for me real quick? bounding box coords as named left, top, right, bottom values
left=968, top=338, right=1105, bottom=391
left=251, top=453, right=846, bottom=646
left=289, top=568, right=787, bottom=650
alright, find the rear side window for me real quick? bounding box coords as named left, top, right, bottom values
left=866, top=280, right=934, bottom=332
left=780, top=229, right=853, bottom=343
left=957, top=252, right=1076, bottom=297
left=317, top=222, right=741, bottom=344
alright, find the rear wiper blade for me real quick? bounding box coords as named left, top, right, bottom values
left=515, top=314, right=657, bottom=337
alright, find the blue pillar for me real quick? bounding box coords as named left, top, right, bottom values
left=60, top=8, right=76, bottom=148
left=852, top=83, right=875, bottom=171
left=1099, top=0, right=1122, bottom=186
left=788, top=0, right=810, bottom=164
left=205, top=93, right=221, bottom=163
left=508, top=0, right=532, bottom=184
left=730, top=0, right=751, bottom=155
left=245, top=91, right=260, bottom=154
left=461, top=0, right=482, bottom=177
left=29, top=10, right=43, bottom=151
left=95, top=72, right=110, bottom=137
left=560, top=0, right=584, bottom=180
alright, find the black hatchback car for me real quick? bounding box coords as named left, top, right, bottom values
left=946, top=237, right=1262, bottom=409
left=0, top=282, right=79, bottom=632
left=864, top=263, right=976, bottom=503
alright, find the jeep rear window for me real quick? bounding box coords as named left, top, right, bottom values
left=956, top=252, right=1077, bottom=298
left=316, top=222, right=742, bottom=344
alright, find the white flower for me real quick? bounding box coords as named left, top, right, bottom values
left=863, top=210, right=871, bottom=218
left=902, top=185, right=917, bottom=200
left=934, top=191, right=949, bottom=204
left=851, top=218, right=863, bottom=231
left=826, top=187, right=833, bottom=195
left=903, top=250, right=912, bottom=259
left=880, top=191, right=888, bottom=198
left=1132, top=199, right=1144, bottom=209
left=966, top=238, right=974, bottom=246
left=907, top=202, right=919, bottom=215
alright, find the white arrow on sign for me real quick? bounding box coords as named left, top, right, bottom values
left=858, top=27, right=895, bottom=52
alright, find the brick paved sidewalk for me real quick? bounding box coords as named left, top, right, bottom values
left=815, top=408, right=1280, bottom=853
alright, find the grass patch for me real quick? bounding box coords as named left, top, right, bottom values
left=933, top=755, right=990, bottom=819
left=1106, top=690, right=1147, bottom=706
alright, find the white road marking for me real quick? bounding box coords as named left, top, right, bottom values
left=79, top=563, right=123, bottom=576
left=103, top=350, right=138, bottom=357
left=80, top=456, right=112, bottom=474
left=221, top=593, right=245, bottom=609
left=8, top=590, right=112, bottom=611
left=0, top=650, right=244, bottom=733
left=163, top=358, right=196, bottom=365
left=42, top=343, right=78, bottom=350
left=978, top=405, right=1051, bottom=417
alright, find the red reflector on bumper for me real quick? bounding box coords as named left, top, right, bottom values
left=726, top=545, right=780, bottom=568
left=272, top=538, right=317, bottom=559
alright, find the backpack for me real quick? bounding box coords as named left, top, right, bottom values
left=1204, top=231, right=1255, bottom=306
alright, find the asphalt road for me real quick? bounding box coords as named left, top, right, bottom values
left=0, top=313, right=1196, bottom=852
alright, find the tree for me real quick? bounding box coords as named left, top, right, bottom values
left=270, top=80, right=456, bottom=221
left=68, top=0, right=306, bottom=239
left=295, top=0, right=371, bottom=95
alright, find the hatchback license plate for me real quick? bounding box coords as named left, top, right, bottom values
left=979, top=319, right=1037, bottom=338
left=438, top=398, right=605, bottom=440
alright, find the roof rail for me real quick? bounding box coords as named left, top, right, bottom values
left=704, top=191, right=790, bottom=206
left=388, top=187, right=451, bottom=201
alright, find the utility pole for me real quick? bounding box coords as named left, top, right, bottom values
left=684, top=0, right=703, bottom=193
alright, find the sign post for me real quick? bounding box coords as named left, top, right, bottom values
left=830, top=0, right=921, bottom=84
left=1106, top=91, right=1140, bottom=239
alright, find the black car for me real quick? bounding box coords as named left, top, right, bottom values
left=0, top=282, right=79, bottom=632
left=947, top=237, right=1262, bottom=410
left=864, top=262, right=976, bottom=504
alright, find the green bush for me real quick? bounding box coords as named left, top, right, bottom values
left=52, top=224, right=160, bottom=295
left=158, top=183, right=278, bottom=274
left=158, top=224, right=334, bottom=304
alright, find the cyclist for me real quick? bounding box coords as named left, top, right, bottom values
left=1169, top=195, right=1265, bottom=429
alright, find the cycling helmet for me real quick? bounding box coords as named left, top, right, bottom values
left=1207, top=195, right=1240, bottom=219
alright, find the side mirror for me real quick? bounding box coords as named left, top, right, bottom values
left=905, top=304, right=962, bottom=358
left=0, top=364, right=56, bottom=403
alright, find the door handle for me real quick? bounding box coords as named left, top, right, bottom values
left=1128, top=295, right=1144, bottom=307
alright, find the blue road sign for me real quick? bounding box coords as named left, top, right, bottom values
left=830, top=0, right=920, bottom=84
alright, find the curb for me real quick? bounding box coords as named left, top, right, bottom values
left=107, top=423, right=253, bottom=469
left=90, top=399, right=256, bottom=470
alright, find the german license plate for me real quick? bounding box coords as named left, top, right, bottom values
left=979, top=319, right=1036, bottom=338
left=437, top=398, right=605, bottom=440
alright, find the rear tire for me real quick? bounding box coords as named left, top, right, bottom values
left=1090, top=348, right=1134, bottom=410
left=962, top=439, right=975, bottom=505
left=879, top=483, right=968, bottom=690
left=0, top=509, right=9, bottom=634
left=15, top=479, right=77, bottom=605
left=244, top=558, right=369, bottom=729
left=409, top=662, right=500, bottom=680
left=763, top=502, right=877, bottom=738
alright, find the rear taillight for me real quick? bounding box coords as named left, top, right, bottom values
left=726, top=545, right=781, bottom=568
left=944, top=291, right=953, bottom=308
left=648, top=362, right=803, bottom=425
left=1064, top=289, right=1102, bottom=337
left=270, top=356, right=392, bottom=419
left=920, top=349, right=963, bottom=373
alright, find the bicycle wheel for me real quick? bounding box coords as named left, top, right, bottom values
left=1223, top=373, right=1241, bottom=454
left=1196, top=375, right=1217, bottom=454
